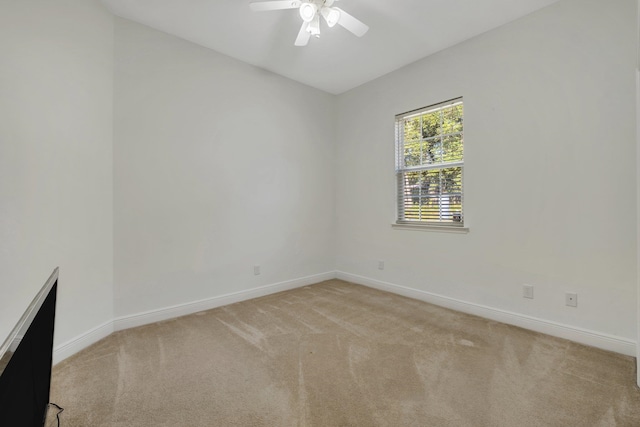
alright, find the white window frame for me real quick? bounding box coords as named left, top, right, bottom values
left=395, top=97, right=465, bottom=229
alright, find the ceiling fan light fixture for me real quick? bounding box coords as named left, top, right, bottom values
left=299, top=3, right=317, bottom=22
left=321, top=6, right=340, bottom=27
left=307, top=14, right=321, bottom=37
left=249, top=0, right=368, bottom=46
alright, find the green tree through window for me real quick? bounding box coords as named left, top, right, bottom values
left=395, top=98, right=464, bottom=225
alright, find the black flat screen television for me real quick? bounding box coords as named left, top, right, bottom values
left=0, top=267, right=58, bottom=427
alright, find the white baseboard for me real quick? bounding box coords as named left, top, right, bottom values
left=53, top=320, right=114, bottom=365
left=113, top=271, right=337, bottom=332
left=52, top=270, right=635, bottom=365
left=336, top=271, right=637, bottom=357
left=52, top=272, right=336, bottom=364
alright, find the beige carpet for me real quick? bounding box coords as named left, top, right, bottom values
left=46, top=280, right=640, bottom=426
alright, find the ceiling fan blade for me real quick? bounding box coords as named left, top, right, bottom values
left=295, top=22, right=311, bottom=46
left=334, top=7, right=368, bottom=37
left=249, top=0, right=302, bottom=12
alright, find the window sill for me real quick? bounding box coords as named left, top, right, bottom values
left=391, top=223, right=469, bottom=234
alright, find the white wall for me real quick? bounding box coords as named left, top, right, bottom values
left=336, top=0, right=637, bottom=340
left=0, top=0, right=114, bottom=346
left=113, top=19, right=335, bottom=317
left=1, top=0, right=636, bottom=362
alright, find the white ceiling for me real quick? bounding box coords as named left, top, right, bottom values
left=101, top=0, right=561, bottom=94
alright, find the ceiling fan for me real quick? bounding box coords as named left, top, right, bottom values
left=249, top=0, right=369, bottom=47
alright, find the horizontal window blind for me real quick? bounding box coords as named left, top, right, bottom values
left=395, top=98, right=464, bottom=226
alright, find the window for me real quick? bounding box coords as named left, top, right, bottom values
left=395, top=98, right=464, bottom=226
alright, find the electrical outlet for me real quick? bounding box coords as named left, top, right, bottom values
left=378, top=260, right=385, bottom=270
left=523, top=284, right=534, bottom=299
left=254, top=265, right=260, bottom=276
left=565, top=292, right=577, bottom=307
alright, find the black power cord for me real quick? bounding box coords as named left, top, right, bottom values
left=48, top=403, right=64, bottom=427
